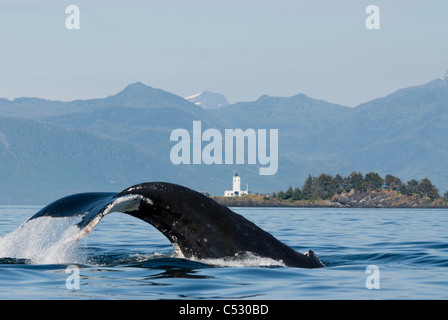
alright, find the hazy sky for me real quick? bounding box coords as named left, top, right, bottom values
left=0, top=0, right=447, bottom=106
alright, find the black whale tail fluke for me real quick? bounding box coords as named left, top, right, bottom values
left=27, top=182, right=325, bottom=268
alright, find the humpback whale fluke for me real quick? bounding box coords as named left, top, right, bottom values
left=28, top=182, right=324, bottom=268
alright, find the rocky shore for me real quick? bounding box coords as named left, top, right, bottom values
left=213, top=190, right=447, bottom=208
left=330, top=189, right=446, bottom=208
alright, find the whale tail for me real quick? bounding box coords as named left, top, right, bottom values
left=26, top=182, right=325, bottom=268
left=305, top=250, right=323, bottom=267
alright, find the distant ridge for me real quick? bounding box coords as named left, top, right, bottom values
left=1, top=72, right=448, bottom=203
left=0, top=82, right=201, bottom=119
left=104, top=82, right=199, bottom=109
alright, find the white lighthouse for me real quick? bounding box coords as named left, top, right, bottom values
left=224, top=173, right=249, bottom=197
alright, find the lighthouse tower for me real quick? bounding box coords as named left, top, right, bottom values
left=233, top=174, right=241, bottom=194
left=224, top=173, right=249, bottom=197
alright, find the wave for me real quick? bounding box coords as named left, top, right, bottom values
left=193, top=252, right=286, bottom=268
left=321, top=240, right=448, bottom=268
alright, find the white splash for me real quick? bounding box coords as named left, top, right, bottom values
left=0, top=217, right=85, bottom=265
left=193, top=252, right=286, bottom=268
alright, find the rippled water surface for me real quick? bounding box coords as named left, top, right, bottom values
left=1, top=206, right=447, bottom=299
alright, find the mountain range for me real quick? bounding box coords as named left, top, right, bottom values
left=0, top=74, right=447, bottom=204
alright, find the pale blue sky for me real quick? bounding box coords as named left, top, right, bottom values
left=0, top=0, right=447, bottom=106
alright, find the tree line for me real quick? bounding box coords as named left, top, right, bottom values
left=273, top=172, right=446, bottom=201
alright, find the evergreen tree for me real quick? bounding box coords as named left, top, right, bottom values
left=285, top=186, right=294, bottom=200
left=402, top=179, right=419, bottom=196
left=365, top=172, right=384, bottom=191
left=348, top=171, right=367, bottom=192
left=385, top=174, right=403, bottom=191
left=418, top=178, right=440, bottom=199
left=333, top=174, right=345, bottom=193
left=443, top=191, right=448, bottom=203
left=302, top=174, right=318, bottom=200
left=316, top=173, right=335, bottom=199
left=292, top=187, right=303, bottom=201
left=342, top=176, right=352, bottom=192
left=277, top=190, right=286, bottom=200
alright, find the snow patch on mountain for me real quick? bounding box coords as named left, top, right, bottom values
left=185, top=91, right=230, bottom=110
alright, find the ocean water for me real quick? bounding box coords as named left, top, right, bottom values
left=0, top=206, right=447, bottom=300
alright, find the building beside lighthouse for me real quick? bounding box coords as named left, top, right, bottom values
left=224, top=173, right=249, bottom=197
